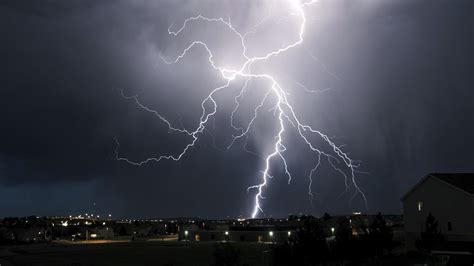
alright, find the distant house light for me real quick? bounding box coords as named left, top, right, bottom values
left=90, top=234, right=97, bottom=238
left=184, top=230, right=188, bottom=236
left=225, top=231, right=229, bottom=236
left=418, top=201, right=423, bottom=211
left=287, top=231, right=291, bottom=237
left=269, top=231, right=273, bottom=237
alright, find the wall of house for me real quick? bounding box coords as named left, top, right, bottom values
left=403, top=177, right=474, bottom=247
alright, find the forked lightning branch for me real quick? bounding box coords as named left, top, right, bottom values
left=115, top=0, right=367, bottom=218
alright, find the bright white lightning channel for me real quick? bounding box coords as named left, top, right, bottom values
left=115, top=0, right=367, bottom=218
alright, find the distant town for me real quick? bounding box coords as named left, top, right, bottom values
left=0, top=212, right=402, bottom=244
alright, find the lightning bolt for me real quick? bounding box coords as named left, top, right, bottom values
left=115, top=0, right=368, bottom=218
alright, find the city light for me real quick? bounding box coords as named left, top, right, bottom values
left=225, top=231, right=229, bottom=236
left=288, top=231, right=291, bottom=237
left=269, top=231, right=273, bottom=237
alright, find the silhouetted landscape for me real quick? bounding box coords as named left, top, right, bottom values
left=1, top=207, right=473, bottom=265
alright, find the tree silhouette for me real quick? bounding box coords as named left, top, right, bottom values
left=272, top=217, right=329, bottom=266
left=323, top=212, right=331, bottom=221
left=417, top=212, right=443, bottom=253
left=367, top=212, right=394, bottom=256
left=333, top=218, right=356, bottom=262
left=118, top=225, right=128, bottom=236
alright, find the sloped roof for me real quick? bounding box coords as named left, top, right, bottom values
left=430, top=173, right=474, bottom=194
left=401, top=173, right=474, bottom=201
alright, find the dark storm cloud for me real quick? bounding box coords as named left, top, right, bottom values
left=1, top=2, right=110, bottom=184
left=0, top=0, right=172, bottom=185
left=0, top=0, right=473, bottom=217
left=331, top=0, right=474, bottom=213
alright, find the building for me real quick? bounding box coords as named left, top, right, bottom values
left=178, top=224, right=296, bottom=243
left=88, top=227, right=115, bottom=239
left=401, top=173, right=474, bottom=248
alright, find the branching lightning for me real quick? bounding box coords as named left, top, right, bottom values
left=115, top=0, right=367, bottom=218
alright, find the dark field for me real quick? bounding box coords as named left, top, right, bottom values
left=0, top=241, right=272, bottom=266
left=0, top=239, right=459, bottom=266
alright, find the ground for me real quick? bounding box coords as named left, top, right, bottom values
left=0, top=240, right=272, bottom=266
left=0, top=240, right=443, bottom=266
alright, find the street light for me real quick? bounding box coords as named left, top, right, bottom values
left=269, top=231, right=274, bottom=244
left=331, top=227, right=335, bottom=235
left=225, top=231, right=229, bottom=236
left=287, top=231, right=291, bottom=237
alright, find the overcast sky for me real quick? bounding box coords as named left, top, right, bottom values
left=0, top=0, right=473, bottom=218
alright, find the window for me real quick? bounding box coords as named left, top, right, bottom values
left=417, top=201, right=423, bottom=211
left=448, top=222, right=452, bottom=231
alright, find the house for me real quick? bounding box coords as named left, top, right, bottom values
left=401, top=173, right=474, bottom=249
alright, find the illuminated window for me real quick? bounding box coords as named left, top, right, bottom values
left=417, top=201, right=423, bottom=211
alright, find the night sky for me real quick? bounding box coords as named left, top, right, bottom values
left=1, top=0, right=473, bottom=219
